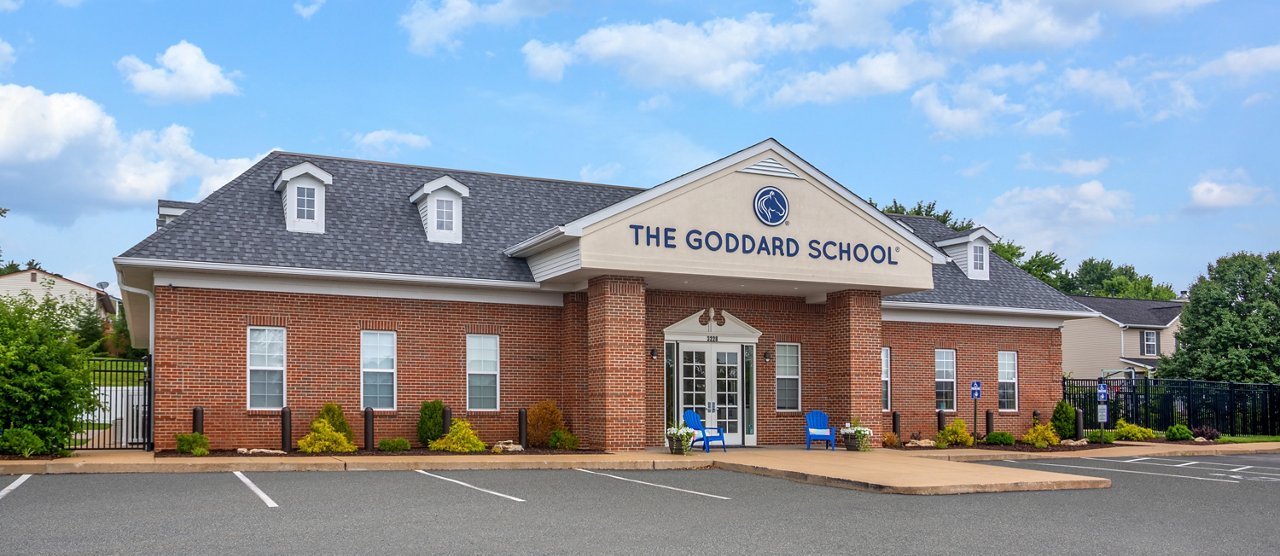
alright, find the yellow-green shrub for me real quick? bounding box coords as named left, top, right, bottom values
left=298, top=419, right=357, bottom=453
left=936, top=419, right=975, bottom=448
left=548, top=429, right=580, bottom=450
left=1021, top=422, right=1061, bottom=449
left=1114, top=419, right=1156, bottom=441
left=429, top=419, right=486, bottom=453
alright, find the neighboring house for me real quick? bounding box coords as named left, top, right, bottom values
left=1063, top=295, right=1185, bottom=378
left=0, top=268, right=119, bottom=318
left=116, top=138, right=1096, bottom=452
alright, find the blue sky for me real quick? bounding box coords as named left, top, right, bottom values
left=0, top=0, right=1276, bottom=295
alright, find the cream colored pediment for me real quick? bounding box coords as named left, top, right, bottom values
left=663, top=309, right=762, bottom=343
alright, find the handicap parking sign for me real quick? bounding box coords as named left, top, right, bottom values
left=970, top=381, right=981, bottom=399
left=1097, top=382, right=1109, bottom=402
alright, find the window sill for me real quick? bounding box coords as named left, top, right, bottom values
left=246, top=409, right=284, bottom=415
left=775, top=409, right=802, bottom=413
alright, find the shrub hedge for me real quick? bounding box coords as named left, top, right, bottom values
left=0, top=428, right=45, bottom=458
left=429, top=419, right=486, bottom=453
left=984, top=431, right=1015, bottom=446
left=528, top=400, right=565, bottom=448
left=1166, top=424, right=1194, bottom=441
left=175, top=432, right=209, bottom=455
left=418, top=400, right=445, bottom=446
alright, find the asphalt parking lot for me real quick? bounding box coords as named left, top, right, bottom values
left=3, top=455, right=1280, bottom=555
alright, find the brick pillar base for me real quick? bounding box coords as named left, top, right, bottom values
left=825, top=289, right=883, bottom=437
left=586, top=276, right=647, bottom=451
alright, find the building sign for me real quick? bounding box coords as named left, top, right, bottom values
left=626, top=224, right=900, bottom=265
left=754, top=186, right=788, bottom=226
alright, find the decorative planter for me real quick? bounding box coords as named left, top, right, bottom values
left=842, top=434, right=858, bottom=451
left=843, top=433, right=873, bottom=452
left=667, top=435, right=691, bottom=455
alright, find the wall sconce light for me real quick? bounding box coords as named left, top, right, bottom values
left=649, top=348, right=659, bottom=360
left=763, top=351, right=772, bottom=362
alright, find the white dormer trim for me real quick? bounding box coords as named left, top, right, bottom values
left=933, top=227, right=999, bottom=248
left=936, top=227, right=998, bottom=281
left=410, top=176, right=470, bottom=244
left=663, top=308, right=762, bottom=344
left=275, top=162, right=332, bottom=234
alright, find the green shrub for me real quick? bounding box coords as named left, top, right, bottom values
left=1050, top=399, right=1076, bottom=440
left=1114, top=419, right=1156, bottom=441
left=1086, top=429, right=1116, bottom=444
left=418, top=400, right=445, bottom=446
left=316, top=403, right=354, bottom=443
left=1021, top=423, right=1061, bottom=449
left=984, top=431, right=1015, bottom=446
left=0, top=428, right=45, bottom=458
left=548, top=429, right=580, bottom=451
left=1166, top=424, right=1194, bottom=441
left=378, top=437, right=411, bottom=452
left=191, top=447, right=209, bottom=457
left=175, top=432, right=209, bottom=455
left=298, top=419, right=357, bottom=453
left=429, top=419, right=486, bottom=453
left=0, top=293, right=102, bottom=450
left=935, top=419, right=975, bottom=448
left=528, top=400, right=565, bottom=448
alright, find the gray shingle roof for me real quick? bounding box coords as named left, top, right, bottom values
left=121, top=152, right=643, bottom=282
left=1119, top=357, right=1161, bottom=369
left=884, top=215, right=1094, bottom=313
left=1070, top=295, right=1184, bottom=327
left=157, top=200, right=200, bottom=210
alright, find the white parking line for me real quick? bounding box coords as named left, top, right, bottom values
left=1083, top=457, right=1280, bottom=477
left=1021, top=462, right=1239, bottom=483
left=232, top=471, right=279, bottom=508
left=1124, top=457, right=1150, bottom=463
left=0, top=474, right=32, bottom=501
left=1175, top=461, right=1198, bottom=467
left=1232, top=466, right=1253, bottom=472
left=414, top=470, right=525, bottom=502
left=574, top=468, right=731, bottom=500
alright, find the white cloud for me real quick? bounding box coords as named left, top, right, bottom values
left=801, top=0, right=913, bottom=48
left=968, top=61, right=1046, bottom=86
left=579, top=162, right=622, bottom=183
left=1153, top=80, right=1200, bottom=121
left=911, top=82, right=1022, bottom=137
left=1243, top=92, right=1271, bottom=107
left=982, top=180, right=1132, bottom=254
left=0, top=84, right=257, bottom=223
left=1022, top=110, right=1068, bottom=135
left=293, top=0, right=325, bottom=19
left=400, top=0, right=559, bottom=56
left=1018, top=154, right=1110, bottom=176
left=0, top=39, right=14, bottom=73
left=351, top=129, right=431, bottom=156
left=117, top=41, right=240, bottom=103
left=0, top=1, right=21, bottom=12
left=930, top=0, right=1101, bottom=50
left=771, top=39, right=947, bottom=104
left=1099, top=0, right=1219, bottom=16
left=958, top=161, right=989, bottom=177
left=1191, top=44, right=1280, bottom=80
left=521, top=39, right=573, bottom=81
left=1188, top=170, right=1273, bottom=210
left=637, top=94, right=670, bottom=111
left=1062, top=67, right=1141, bottom=109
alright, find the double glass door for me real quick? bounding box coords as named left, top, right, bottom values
left=679, top=343, right=744, bottom=445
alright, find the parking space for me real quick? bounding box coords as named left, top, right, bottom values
left=994, top=454, right=1280, bottom=485
left=4, top=463, right=1280, bottom=554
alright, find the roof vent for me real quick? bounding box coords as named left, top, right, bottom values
left=738, top=157, right=800, bottom=179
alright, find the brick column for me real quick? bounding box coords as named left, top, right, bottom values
left=585, top=276, right=647, bottom=451
left=825, top=289, right=883, bottom=436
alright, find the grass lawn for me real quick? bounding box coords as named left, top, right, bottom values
left=90, top=359, right=147, bottom=387
left=76, top=422, right=112, bottom=431
left=1217, top=435, right=1280, bottom=444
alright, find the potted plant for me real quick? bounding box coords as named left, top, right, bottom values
left=666, top=421, right=695, bottom=455
left=840, top=422, right=874, bottom=452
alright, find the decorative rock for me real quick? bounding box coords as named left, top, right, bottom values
left=1194, top=437, right=1208, bottom=443
left=237, top=448, right=249, bottom=454
left=1059, top=439, right=1090, bottom=446
left=249, top=448, right=287, bottom=455
left=904, top=439, right=935, bottom=448
left=493, top=440, right=524, bottom=453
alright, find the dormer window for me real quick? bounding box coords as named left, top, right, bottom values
left=972, top=245, right=986, bottom=272
left=273, top=161, right=333, bottom=234
left=935, top=227, right=998, bottom=281
left=409, top=175, right=470, bottom=244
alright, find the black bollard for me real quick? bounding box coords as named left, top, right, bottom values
left=985, top=409, right=994, bottom=438
left=1032, top=409, right=1041, bottom=423
left=365, top=407, right=375, bottom=450
left=518, top=408, right=528, bottom=449
left=1075, top=408, right=1085, bottom=441
left=443, top=406, right=452, bottom=435
left=280, top=407, right=292, bottom=452
left=891, top=411, right=901, bottom=437
left=937, top=410, right=945, bottom=432
left=193, top=406, right=204, bottom=434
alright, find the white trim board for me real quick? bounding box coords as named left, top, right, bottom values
left=152, top=271, right=564, bottom=307
left=882, top=308, right=1070, bottom=329
left=882, top=300, right=1098, bottom=320
left=116, top=257, right=544, bottom=291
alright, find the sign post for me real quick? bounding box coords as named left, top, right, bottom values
left=1096, top=382, right=1109, bottom=428
left=970, top=381, right=982, bottom=437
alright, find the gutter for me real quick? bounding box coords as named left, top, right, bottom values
left=113, top=257, right=543, bottom=290
left=880, top=300, right=1100, bottom=320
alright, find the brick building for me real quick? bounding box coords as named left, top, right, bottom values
left=115, top=139, right=1096, bottom=451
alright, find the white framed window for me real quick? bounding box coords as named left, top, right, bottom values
left=972, top=245, right=986, bottom=271
left=435, top=198, right=454, bottom=232
left=998, top=351, right=1018, bottom=411
left=1142, top=330, right=1158, bottom=356
left=247, top=327, right=286, bottom=409
left=361, top=331, right=396, bottom=410
left=935, top=349, right=956, bottom=412
left=466, top=334, right=499, bottom=411
left=881, top=347, right=891, bottom=412
left=296, top=186, right=316, bottom=220
left=775, top=343, right=801, bottom=411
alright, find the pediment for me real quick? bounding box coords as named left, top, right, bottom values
left=663, top=309, right=762, bottom=343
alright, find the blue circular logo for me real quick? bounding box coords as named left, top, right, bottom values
left=754, top=186, right=788, bottom=226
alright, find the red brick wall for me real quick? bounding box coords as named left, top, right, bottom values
left=824, top=290, right=884, bottom=439
left=881, top=321, right=1063, bottom=440
left=585, top=276, right=647, bottom=451
left=152, top=286, right=566, bottom=451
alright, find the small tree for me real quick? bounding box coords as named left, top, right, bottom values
left=72, top=301, right=107, bottom=354
left=1050, top=400, right=1076, bottom=439
left=418, top=400, right=445, bottom=446
left=0, top=292, right=101, bottom=450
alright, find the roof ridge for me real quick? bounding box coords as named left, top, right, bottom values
left=270, top=150, right=646, bottom=192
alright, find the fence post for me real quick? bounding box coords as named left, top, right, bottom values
left=1228, top=382, right=1236, bottom=437
left=364, top=407, right=375, bottom=450
left=936, top=410, right=945, bottom=432
left=1075, top=408, right=1084, bottom=441
left=892, top=411, right=901, bottom=437
left=280, top=407, right=292, bottom=453
left=518, top=408, right=528, bottom=449
left=1187, top=380, right=1196, bottom=429
left=192, top=407, right=204, bottom=434
left=985, top=409, right=993, bottom=438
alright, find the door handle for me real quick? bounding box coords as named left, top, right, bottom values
left=707, top=401, right=717, bottom=412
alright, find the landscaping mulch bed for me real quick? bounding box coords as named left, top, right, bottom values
left=156, top=447, right=605, bottom=457
left=0, top=454, right=63, bottom=461
left=1122, top=439, right=1213, bottom=445
left=888, top=442, right=1115, bottom=453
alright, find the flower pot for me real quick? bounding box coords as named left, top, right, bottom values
left=842, top=434, right=858, bottom=451
left=667, top=435, right=690, bottom=455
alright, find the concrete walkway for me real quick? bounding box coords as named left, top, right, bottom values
left=4, top=442, right=1277, bottom=495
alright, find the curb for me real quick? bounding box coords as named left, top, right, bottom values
left=903, top=443, right=1280, bottom=462
left=709, top=461, right=1110, bottom=495
left=1, top=457, right=713, bottom=475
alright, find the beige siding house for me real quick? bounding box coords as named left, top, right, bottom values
left=1062, top=295, right=1184, bottom=378
left=0, top=269, right=118, bottom=318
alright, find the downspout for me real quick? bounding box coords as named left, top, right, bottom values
left=118, top=282, right=155, bottom=452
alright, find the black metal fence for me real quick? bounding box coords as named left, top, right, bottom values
left=71, top=357, right=152, bottom=450
left=1064, top=377, right=1280, bottom=435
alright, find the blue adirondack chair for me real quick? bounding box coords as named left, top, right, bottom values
left=805, top=410, right=837, bottom=450
left=684, top=409, right=726, bottom=453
